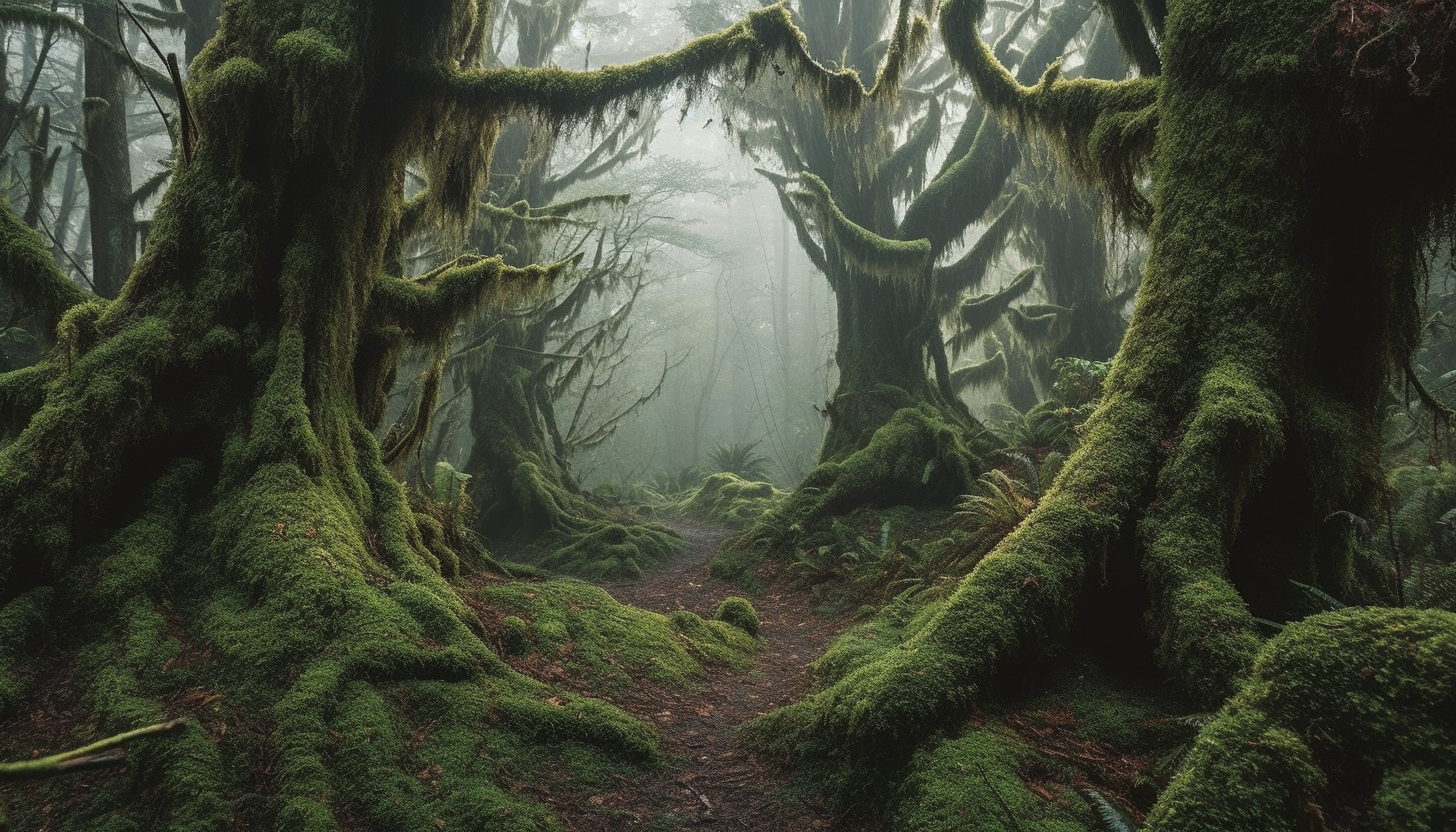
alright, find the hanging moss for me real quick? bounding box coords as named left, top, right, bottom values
left=792, top=172, right=934, bottom=291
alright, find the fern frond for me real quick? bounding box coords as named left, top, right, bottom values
left=1079, top=788, right=1138, bottom=832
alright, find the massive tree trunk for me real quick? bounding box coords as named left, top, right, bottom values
left=0, top=2, right=851, bottom=827
left=747, top=0, right=1456, bottom=826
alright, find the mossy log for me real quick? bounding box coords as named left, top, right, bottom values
left=746, top=0, right=1456, bottom=813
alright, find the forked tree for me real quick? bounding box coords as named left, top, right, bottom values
left=747, top=0, right=1456, bottom=828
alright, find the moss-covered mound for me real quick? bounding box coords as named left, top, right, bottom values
left=477, top=579, right=760, bottom=687
left=524, top=521, right=683, bottom=581
left=672, top=472, right=787, bottom=530
left=712, top=596, right=761, bottom=636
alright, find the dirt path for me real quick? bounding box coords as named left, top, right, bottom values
left=544, top=523, right=879, bottom=832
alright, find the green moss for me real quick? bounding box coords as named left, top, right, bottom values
left=1370, top=767, right=1456, bottom=832
left=499, top=616, right=530, bottom=656
left=673, top=473, right=786, bottom=530
left=530, top=522, right=683, bottom=581
left=0, top=200, right=91, bottom=343
left=712, top=597, right=760, bottom=636
left=1147, top=607, right=1456, bottom=831
left=717, top=403, right=984, bottom=587
left=894, top=727, right=1090, bottom=832
left=0, top=587, right=52, bottom=714
left=480, top=580, right=758, bottom=689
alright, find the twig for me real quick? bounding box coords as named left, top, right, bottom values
left=0, top=717, right=187, bottom=781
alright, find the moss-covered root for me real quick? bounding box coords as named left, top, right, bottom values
left=743, top=397, right=1160, bottom=761
left=1147, top=607, right=1456, bottom=832
left=716, top=402, right=986, bottom=582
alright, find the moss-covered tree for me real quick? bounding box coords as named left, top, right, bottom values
left=0, top=1, right=874, bottom=827
left=747, top=0, right=1456, bottom=826
left=716, top=0, right=1123, bottom=569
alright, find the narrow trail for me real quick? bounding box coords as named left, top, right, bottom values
left=546, top=522, right=879, bottom=832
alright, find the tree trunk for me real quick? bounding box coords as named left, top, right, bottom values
left=180, top=0, right=223, bottom=63
left=81, top=0, right=134, bottom=299
left=747, top=0, right=1456, bottom=826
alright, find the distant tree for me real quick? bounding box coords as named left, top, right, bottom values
left=719, top=0, right=1110, bottom=554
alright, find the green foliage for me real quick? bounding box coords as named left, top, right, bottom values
left=987, top=358, right=1110, bottom=454
left=1082, top=788, right=1138, bottom=832
left=956, top=467, right=1038, bottom=545
left=649, top=464, right=703, bottom=497
left=1373, top=461, right=1456, bottom=611
left=703, top=439, right=774, bottom=482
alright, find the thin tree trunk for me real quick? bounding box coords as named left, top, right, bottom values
left=81, top=0, right=134, bottom=299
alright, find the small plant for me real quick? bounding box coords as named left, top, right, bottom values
left=713, top=597, right=760, bottom=636
left=1080, top=787, right=1139, bottom=832
left=1051, top=356, right=1110, bottom=407
left=955, top=468, right=1038, bottom=549
left=704, top=440, right=773, bottom=483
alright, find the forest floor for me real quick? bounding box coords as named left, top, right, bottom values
left=534, top=522, right=880, bottom=832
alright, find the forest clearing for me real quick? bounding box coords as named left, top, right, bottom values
left=2, top=0, right=1454, bottom=830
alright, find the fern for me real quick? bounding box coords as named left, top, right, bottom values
left=1080, top=788, right=1138, bottom=832
left=704, top=440, right=773, bottom=482
left=1290, top=579, right=1345, bottom=611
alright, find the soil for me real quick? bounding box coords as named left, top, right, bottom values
left=539, top=522, right=880, bottom=832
